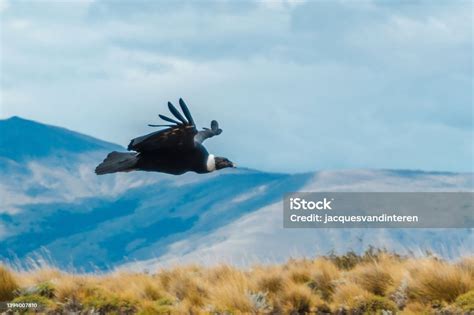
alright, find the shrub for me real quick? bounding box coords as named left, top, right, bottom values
left=0, top=265, right=19, bottom=301
left=36, top=281, right=55, bottom=298
left=83, top=293, right=136, bottom=314
left=156, top=296, right=173, bottom=306
left=455, top=290, right=474, bottom=312
left=137, top=302, right=161, bottom=315
left=61, top=296, right=83, bottom=313
left=247, top=291, right=271, bottom=312
left=138, top=299, right=174, bottom=314
left=354, top=295, right=398, bottom=314
left=389, top=277, right=408, bottom=309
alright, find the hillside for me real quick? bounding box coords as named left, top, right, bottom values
left=0, top=116, right=121, bottom=161
left=0, top=116, right=472, bottom=272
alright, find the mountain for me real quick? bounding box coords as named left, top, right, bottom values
left=0, top=116, right=121, bottom=162
left=130, top=169, right=473, bottom=271
left=0, top=116, right=472, bottom=272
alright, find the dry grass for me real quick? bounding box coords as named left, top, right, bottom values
left=0, top=265, right=19, bottom=301
left=350, top=261, right=394, bottom=296
left=332, top=281, right=374, bottom=309
left=407, top=258, right=474, bottom=303
left=1, top=251, right=473, bottom=314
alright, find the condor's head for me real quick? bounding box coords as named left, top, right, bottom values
left=207, top=155, right=236, bottom=172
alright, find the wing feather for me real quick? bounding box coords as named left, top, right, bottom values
left=148, top=124, right=175, bottom=127
left=179, top=98, right=195, bottom=125
left=159, top=114, right=181, bottom=125
left=168, top=102, right=187, bottom=124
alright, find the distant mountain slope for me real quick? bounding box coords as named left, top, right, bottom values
left=0, top=117, right=472, bottom=272
left=1, top=169, right=311, bottom=270
left=129, top=169, right=473, bottom=271
left=0, top=116, right=121, bottom=161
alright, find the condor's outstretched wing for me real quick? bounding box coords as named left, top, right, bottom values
left=128, top=99, right=197, bottom=153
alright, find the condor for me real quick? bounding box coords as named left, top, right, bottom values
left=95, top=99, right=235, bottom=175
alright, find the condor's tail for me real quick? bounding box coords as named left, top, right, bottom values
left=95, top=151, right=138, bottom=175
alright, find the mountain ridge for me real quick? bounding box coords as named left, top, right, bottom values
left=0, top=116, right=122, bottom=161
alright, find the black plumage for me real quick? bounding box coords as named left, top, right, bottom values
left=95, top=99, right=235, bottom=175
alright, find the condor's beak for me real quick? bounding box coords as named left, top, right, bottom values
left=232, top=163, right=237, bottom=168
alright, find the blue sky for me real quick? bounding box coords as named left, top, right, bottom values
left=0, top=0, right=472, bottom=173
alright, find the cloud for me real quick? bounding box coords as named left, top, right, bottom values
left=0, top=0, right=9, bottom=13
left=0, top=0, right=472, bottom=172
left=0, top=153, right=163, bottom=215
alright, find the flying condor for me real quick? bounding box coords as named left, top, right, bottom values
left=95, top=99, right=235, bottom=175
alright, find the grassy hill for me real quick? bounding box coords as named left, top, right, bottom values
left=1, top=250, right=473, bottom=314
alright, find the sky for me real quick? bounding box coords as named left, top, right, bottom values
left=0, top=0, right=472, bottom=173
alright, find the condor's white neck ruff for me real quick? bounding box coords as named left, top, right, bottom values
left=206, top=154, right=216, bottom=172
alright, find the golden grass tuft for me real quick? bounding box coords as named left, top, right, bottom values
left=332, top=281, right=374, bottom=309
left=157, top=267, right=207, bottom=307
left=279, top=283, right=319, bottom=314
left=350, top=261, right=394, bottom=296
left=254, top=265, right=288, bottom=295
left=205, top=264, right=255, bottom=312
left=458, top=256, right=474, bottom=278
left=0, top=265, right=19, bottom=301
left=308, top=258, right=340, bottom=300
left=407, top=258, right=474, bottom=302
left=284, top=258, right=313, bottom=284
left=53, top=274, right=93, bottom=302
